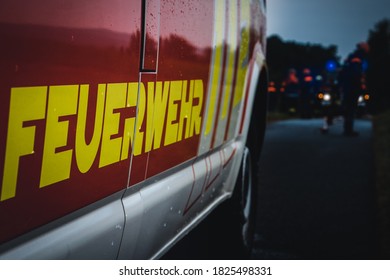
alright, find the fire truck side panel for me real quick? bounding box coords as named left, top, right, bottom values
left=0, top=0, right=267, bottom=259
left=119, top=0, right=267, bottom=259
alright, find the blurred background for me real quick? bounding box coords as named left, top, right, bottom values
left=266, top=0, right=390, bottom=115
left=265, top=0, right=390, bottom=259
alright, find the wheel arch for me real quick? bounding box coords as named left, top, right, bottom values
left=246, top=64, right=268, bottom=164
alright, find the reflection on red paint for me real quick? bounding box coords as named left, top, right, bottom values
left=0, top=0, right=143, bottom=244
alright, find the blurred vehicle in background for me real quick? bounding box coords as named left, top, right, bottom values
left=316, top=82, right=341, bottom=111
left=357, top=93, right=370, bottom=117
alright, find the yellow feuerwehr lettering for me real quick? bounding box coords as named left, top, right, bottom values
left=145, top=81, right=170, bottom=152
left=121, top=82, right=138, bottom=160
left=177, top=80, right=192, bottom=141
left=99, top=83, right=127, bottom=168
left=133, top=83, right=146, bottom=156
left=190, top=80, right=203, bottom=137
left=40, top=85, right=78, bottom=188
left=164, top=81, right=182, bottom=146
left=75, top=84, right=105, bottom=173
left=1, top=79, right=204, bottom=200
left=1, top=87, right=47, bottom=201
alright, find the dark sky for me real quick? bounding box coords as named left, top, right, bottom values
left=267, top=0, right=390, bottom=60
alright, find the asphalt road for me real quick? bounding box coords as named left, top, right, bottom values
left=164, top=117, right=378, bottom=259
left=252, top=117, right=378, bottom=259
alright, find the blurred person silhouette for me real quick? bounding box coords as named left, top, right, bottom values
left=339, top=42, right=369, bottom=136
left=300, top=68, right=315, bottom=118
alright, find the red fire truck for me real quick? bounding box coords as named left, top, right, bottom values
left=0, top=0, right=267, bottom=259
